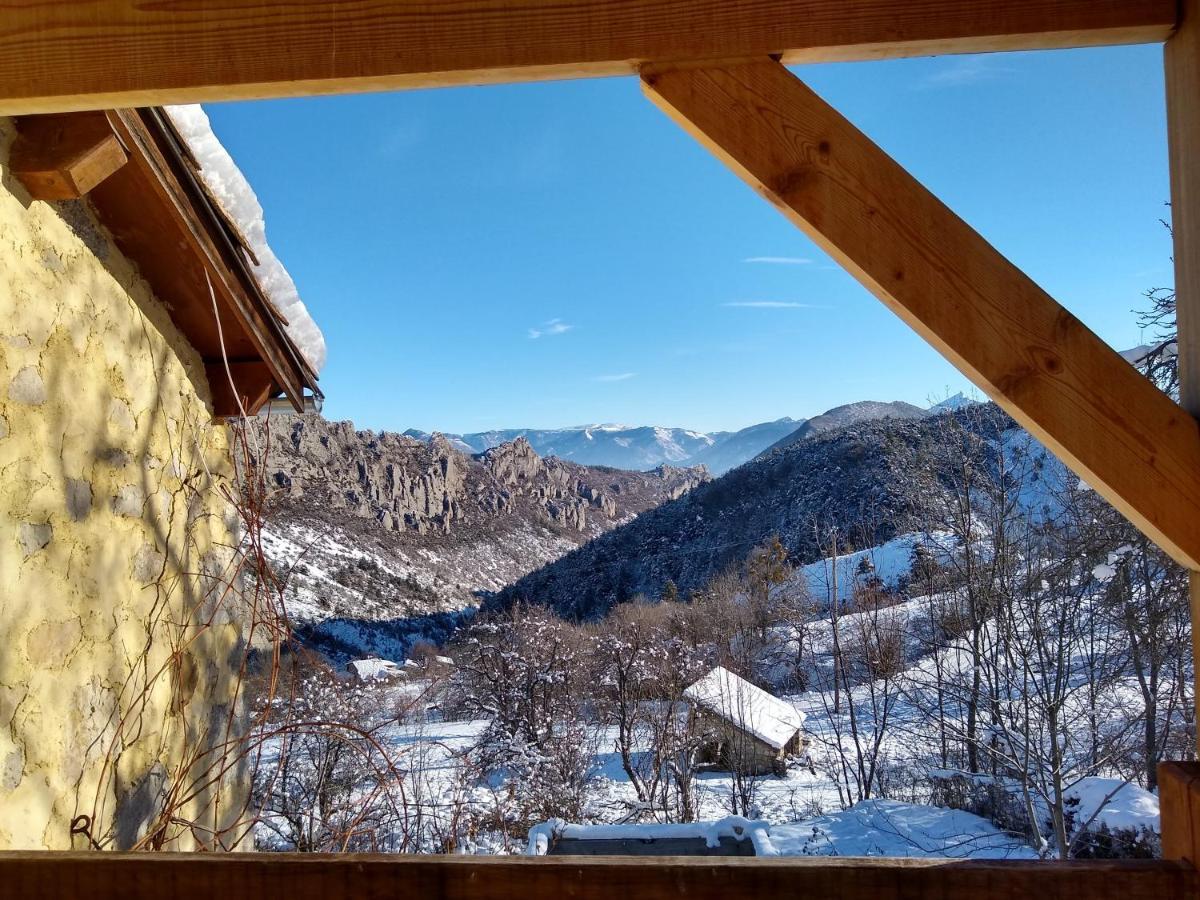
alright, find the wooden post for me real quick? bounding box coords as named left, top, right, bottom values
left=205, top=362, right=277, bottom=419
left=1160, top=763, right=1200, bottom=865
left=1168, top=0, right=1200, bottom=755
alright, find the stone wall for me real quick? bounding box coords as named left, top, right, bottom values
left=0, top=118, right=250, bottom=849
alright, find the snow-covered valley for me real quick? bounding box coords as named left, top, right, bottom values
left=250, top=401, right=1189, bottom=860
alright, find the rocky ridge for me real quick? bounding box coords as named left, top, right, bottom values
left=250, top=414, right=708, bottom=635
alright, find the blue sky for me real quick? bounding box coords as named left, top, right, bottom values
left=203, top=44, right=1172, bottom=434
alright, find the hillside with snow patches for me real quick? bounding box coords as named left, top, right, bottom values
left=255, top=552, right=1163, bottom=857
left=252, top=392, right=1180, bottom=858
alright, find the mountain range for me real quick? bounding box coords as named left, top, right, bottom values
left=256, top=393, right=979, bottom=659
left=497, top=402, right=1036, bottom=620
left=404, top=397, right=954, bottom=475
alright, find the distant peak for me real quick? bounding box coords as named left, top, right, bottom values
left=928, top=392, right=975, bottom=413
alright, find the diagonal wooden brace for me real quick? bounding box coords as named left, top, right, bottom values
left=643, top=57, right=1200, bottom=570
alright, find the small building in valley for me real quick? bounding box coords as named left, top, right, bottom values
left=684, top=666, right=806, bottom=776
left=346, top=658, right=405, bottom=682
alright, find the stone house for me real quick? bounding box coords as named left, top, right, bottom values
left=684, top=666, right=806, bottom=777
left=0, top=107, right=322, bottom=849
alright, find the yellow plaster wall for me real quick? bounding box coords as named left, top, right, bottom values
left=0, top=118, right=250, bottom=850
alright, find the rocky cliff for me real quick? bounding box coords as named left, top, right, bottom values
left=249, top=414, right=708, bottom=645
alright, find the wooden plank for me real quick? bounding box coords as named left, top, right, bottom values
left=10, top=111, right=127, bottom=199
left=205, top=362, right=277, bottom=419
left=642, top=58, right=1200, bottom=572
left=0, top=0, right=1175, bottom=114
left=1166, top=0, right=1200, bottom=736
left=0, top=851, right=1194, bottom=900
left=1160, top=762, right=1200, bottom=864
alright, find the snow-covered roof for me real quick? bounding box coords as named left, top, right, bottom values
left=684, top=666, right=805, bottom=751
left=527, top=816, right=777, bottom=857
left=347, top=658, right=402, bottom=681
left=164, top=105, right=326, bottom=373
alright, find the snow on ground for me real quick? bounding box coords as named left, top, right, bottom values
left=264, top=522, right=1168, bottom=857
left=771, top=800, right=1036, bottom=858
left=261, top=517, right=576, bottom=628
left=795, top=532, right=955, bottom=604
left=165, top=105, right=326, bottom=372
left=354, top=712, right=1039, bottom=859
left=1067, top=778, right=1159, bottom=834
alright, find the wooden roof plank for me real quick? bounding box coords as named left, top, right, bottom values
left=0, top=0, right=1177, bottom=114
left=642, top=57, right=1200, bottom=571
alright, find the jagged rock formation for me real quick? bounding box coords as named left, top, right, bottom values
left=258, top=415, right=705, bottom=540
left=248, top=414, right=708, bottom=635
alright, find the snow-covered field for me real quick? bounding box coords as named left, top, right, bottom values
left=335, top=713, right=1043, bottom=858
left=266, top=637, right=1157, bottom=860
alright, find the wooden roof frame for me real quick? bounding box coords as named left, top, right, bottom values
left=5, top=0, right=1200, bottom=891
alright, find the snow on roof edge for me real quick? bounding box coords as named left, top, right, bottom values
left=163, top=105, right=327, bottom=374
left=684, top=666, right=805, bottom=751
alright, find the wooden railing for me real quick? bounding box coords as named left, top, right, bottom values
left=1, top=850, right=1194, bottom=900
left=3, top=763, right=1198, bottom=900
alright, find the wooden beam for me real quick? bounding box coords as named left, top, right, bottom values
left=0, top=1, right=1175, bottom=114
left=1161, top=762, right=1200, bottom=865
left=643, top=58, right=1200, bottom=571
left=205, top=362, right=276, bottom=419
left=0, top=851, right=1194, bottom=900
left=10, top=111, right=127, bottom=199
left=1167, top=0, right=1200, bottom=739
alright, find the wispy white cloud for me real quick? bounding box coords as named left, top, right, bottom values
left=528, top=318, right=574, bottom=339
left=743, top=256, right=812, bottom=265
left=919, top=57, right=1014, bottom=89
left=722, top=301, right=829, bottom=309
left=592, top=372, right=637, bottom=382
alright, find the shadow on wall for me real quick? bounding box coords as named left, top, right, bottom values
left=0, top=120, right=252, bottom=851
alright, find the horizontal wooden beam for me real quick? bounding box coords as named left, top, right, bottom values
left=10, top=111, right=127, bottom=199
left=1, top=851, right=1194, bottom=900
left=643, top=58, right=1200, bottom=571
left=0, top=0, right=1176, bottom=114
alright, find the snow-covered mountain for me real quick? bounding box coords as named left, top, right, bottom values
left=685, top=417, right=802, bottom=475
left=431, top=424, right=719, bottom=471
left=927, top=392, right=976, bottom=413
left=405, top=402, right=925, bottom=476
